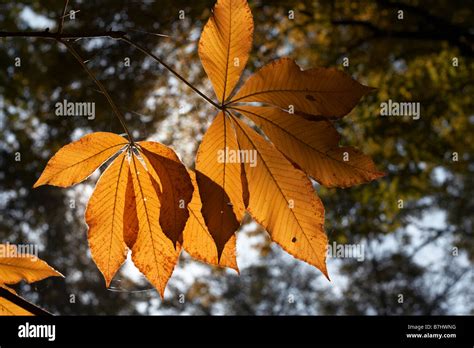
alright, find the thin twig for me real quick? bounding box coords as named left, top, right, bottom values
left=60, top=40, right=135, bottom=143
left=58, top=0, right=69, bottom=34
left=0, top=30, right=127, bottom=40
left=0, top=28, right=218, bottom=131
left=0, top=287, right=53, bottom=316
left=129, top=28, right=170, bottom=38
left=120, top=36, right=221, bottom=110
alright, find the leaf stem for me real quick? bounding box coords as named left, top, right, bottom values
left=120, top=36, right=221, bottom=110
left=57, top=0, right=69, bottom=34
left=0, top=28, right=219, bottom=132
left=60, top=40, right=135, bottom=144
left=0, top=30, right=127, bottom=40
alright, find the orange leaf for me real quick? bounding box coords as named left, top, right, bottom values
left=199, top=0, right=254, bottom=102
left=230, top=58, right=373, bottom=118
left=182, top=171, right=238, bottom=271
left=85, top=151, right=134, bottom=287
left=139, top=141, right=194, bottom=246
left=231, top=115, right=328, bottom=277
left=129, top=154, right=180, bottom=297
left=195, top=112, right=246, bottom=257
left=34, top=132, right=127, bottom=188
left=0, top=245, right=63, bottom=285
left=234, top=105, right=385, bottom=187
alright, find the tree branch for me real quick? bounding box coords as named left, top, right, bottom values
left=0, top=30, right=127, bottom=40
left=331, top=11, right=473, bottom=57
left=1, top=22, right=224, bottom=133
left=0, top=287, right=53, bottom=316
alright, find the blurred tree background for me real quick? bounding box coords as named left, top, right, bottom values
left=0, top=0, right=473, bottom=315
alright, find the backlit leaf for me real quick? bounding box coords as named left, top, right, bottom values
left=0, top=246, right=63, bottom=285
left=182, top=171, right=239, bottom=271
left=233, top=105, right=385, bottom=187
left=85, top=151, right=134, bottom=287
left=139, top=141, right=194, bottom=246
left=230, top=58, right=374, bottom=118
left=231, top=115, right=328, bottom=276
left=129, top=154, right=180, bottom=297
left=199, top=0, right=254, bottom=102
left=33, top=132, right=128, bottom=188
left=196, top=112, right=246, bottom=257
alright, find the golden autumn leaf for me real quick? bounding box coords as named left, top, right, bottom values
left=35, top=132, right=195, bottom=296
left=196, top=112, right=246, bottom=256
left=139, top=141, right=194, bottom=246
left=182, top=170, right=239, bottom=271
left=229, top=58, right=374, bottom=118
left=128, top=154, right=181, bottom=297
left=199, top=0, right=253, bottom=103
left=195, top=0, right=383, bottom=276
left=32, top=0, right=385, bottom=296
left=231, top=116, right=328, bottom=276
left=33, top=132, right=128, bottom=188
left=232, top=105, right=385, bottom=187
left=0, top=247, right=63, bottom=285
left=85, top=151, right=132, bottom=287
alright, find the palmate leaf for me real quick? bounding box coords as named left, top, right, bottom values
left=35, top=132, right=196, bottom=296
left=196, top=0, right=384, bottom=276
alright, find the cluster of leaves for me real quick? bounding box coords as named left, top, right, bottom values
left=0, top=244, right=62, bottom=315
left=32, top=0, right=383, bottom=296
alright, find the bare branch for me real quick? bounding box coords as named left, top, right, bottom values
left=0, top=30, right=127, bottom=40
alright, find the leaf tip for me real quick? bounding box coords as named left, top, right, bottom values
left=216, top=247, right=224, bottom=263
left=364, top=85, right=378, bottom=93
left=158, top=287, right=166, bottom=299
left=321, top=265, right=330, bottom=281
left=32, top=178, right=44, bottom=189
